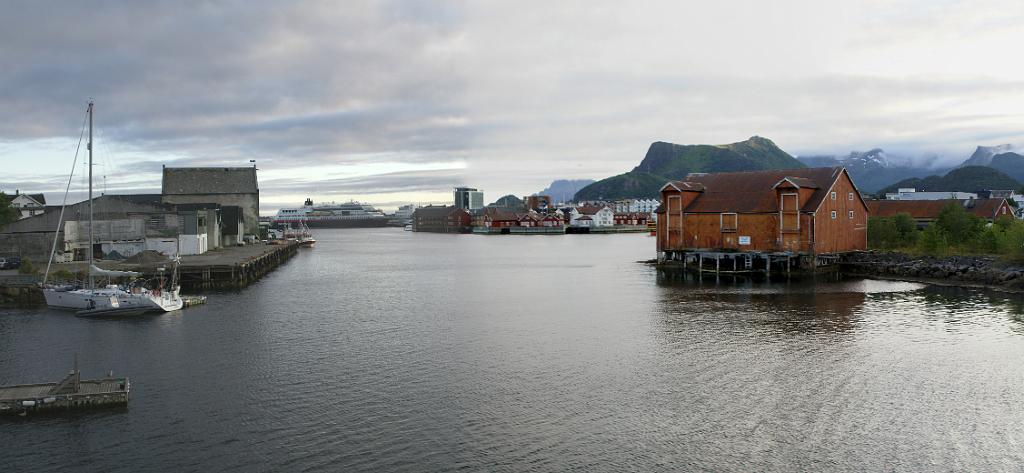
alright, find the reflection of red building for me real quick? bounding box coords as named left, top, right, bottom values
left=656, top=167, right=868, bottom=258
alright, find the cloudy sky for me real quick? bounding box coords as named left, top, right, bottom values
left=2, top=0, right=1023, bottom=212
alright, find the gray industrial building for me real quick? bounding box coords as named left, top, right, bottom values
left=1, top=166, right=261, bottom=265
left=161, top=166, right=259, bottom=239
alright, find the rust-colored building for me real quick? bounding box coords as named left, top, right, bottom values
left=411, top=206, right=472, bottom=233
left=866, top=198, right=1014, bottom=228
left=656, top=167, right=868, bottom=261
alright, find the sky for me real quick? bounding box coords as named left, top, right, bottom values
left=1, top=0, right=1023, bottom=213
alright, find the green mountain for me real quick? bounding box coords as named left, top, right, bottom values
left=877, top=166, right=1021, bottom=196
left=574, top=136, right=805, bottom=201
left=990, top=152, right=1024, bottom=183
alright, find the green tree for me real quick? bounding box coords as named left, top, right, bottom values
left=0, top=192, right=19, bottom=228
left=918, top=225, right=950, bottom=255
left=867, top=216, right=898, bottom=249
left=934, top=203, right=984, bottom=246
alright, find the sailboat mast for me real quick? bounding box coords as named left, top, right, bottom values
left=87, top=101, right=94, bottom=289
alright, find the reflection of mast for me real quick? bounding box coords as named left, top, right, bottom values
left=87, top=101, right=94, bottom=290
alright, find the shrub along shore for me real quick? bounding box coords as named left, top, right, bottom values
left=853, top=202, right=1024, bottom=292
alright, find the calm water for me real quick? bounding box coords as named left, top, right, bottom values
left=3, top=229, right=1024, bottom=472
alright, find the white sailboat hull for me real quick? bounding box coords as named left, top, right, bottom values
left=44, top=288, right=134, bottom=310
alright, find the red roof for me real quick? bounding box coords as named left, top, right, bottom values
left=866, top=198, right=1009, bottom=220
left=679, top=167, right=843, bottom=213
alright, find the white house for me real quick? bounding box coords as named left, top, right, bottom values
left=570, top=205, right=614, bottom=227
left=9, top=192, right=46, bottom=219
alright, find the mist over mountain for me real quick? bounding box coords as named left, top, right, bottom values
left=796, top=148, right=949, bottom=193
left=574, top=136, right=804, bottom=201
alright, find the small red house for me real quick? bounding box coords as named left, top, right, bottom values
left=656, top=167, right=868, bottom=259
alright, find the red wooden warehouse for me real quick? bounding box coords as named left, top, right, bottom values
left=656, top=167, right=868, bottom=271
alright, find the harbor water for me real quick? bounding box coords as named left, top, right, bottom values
left=2, top=229, right=1024, bottom=471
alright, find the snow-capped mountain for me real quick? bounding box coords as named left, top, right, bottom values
left=797, top=148, right=946, bottom=193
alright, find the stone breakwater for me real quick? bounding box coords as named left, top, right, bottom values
left=841, top=251, right=1024, bottom=292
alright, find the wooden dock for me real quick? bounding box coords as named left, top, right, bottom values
left=0, top=361, right=129, bottom=416
left=657, top=250, right=839, bottom=275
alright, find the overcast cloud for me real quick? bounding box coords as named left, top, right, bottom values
left=2, top=0, right=1023, bottom=211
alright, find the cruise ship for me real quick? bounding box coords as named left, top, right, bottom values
left=272, top=198, right=390, bottom=228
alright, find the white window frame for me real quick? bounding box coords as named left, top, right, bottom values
left=831, top=210, right=837, bottom=219
left=848, top=210, right=854, bottom=219
left=831, top=191, right=837, bottom=200
left=848, top=192, right=854, bottom=201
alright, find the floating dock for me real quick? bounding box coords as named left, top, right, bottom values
left=0, top=361, right=129, bottom=416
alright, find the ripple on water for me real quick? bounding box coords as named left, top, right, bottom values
left=2, top=231, right=1024, bottom=472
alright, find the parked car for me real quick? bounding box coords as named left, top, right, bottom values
left=0, top=258, right=6, bottom=269
left=6, top=257, right=21, bottom=269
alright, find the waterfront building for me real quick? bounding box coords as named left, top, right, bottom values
left=524, top=195, right=552, bottom=211
left=7, top=191, right=46, bottom=219
left=411, top=206, right=472, bottom=233
left=866, top=198, right=1014, bottom=228
left=613, top=212, right=649, bottom=226
left=570, top=205, right=614, bottom=227
left=0, top=194, right=222, bottom=262
left=630, top=198, right=660, bottom=214
left=393, top=204, right=419, bottom=223
left=656, top=167, right=869, bottom=259
left=162, top=166, right=259, bottom=242
left=453, top=187, right=484, bottom=210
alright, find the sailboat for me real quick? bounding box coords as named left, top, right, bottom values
left=42, top=101, right=183, bottom=315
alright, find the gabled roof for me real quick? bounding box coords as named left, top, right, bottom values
left=576, top=205, right=609, bottom=215
left=773, top=177, right=819, bottom=189
left=11, top=193, right=47, bottom=205
left=678, top=167, right=843, bottom=213
left=480, top=207, right=519, bottom=221
left=162, top=167, right=258, bottom=195
left=866, top=198, right=1009, bottom=220
left=661, top=181, right=705, bottom=192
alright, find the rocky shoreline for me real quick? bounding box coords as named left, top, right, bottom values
left=840, top=251, right=1024, bottom=293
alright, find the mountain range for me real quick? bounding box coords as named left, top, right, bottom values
left=573, top=138, right=1021, bottom=201
left=573, top=136, right=803, bottom=201
left=796, top=149, right=950, bottom=193
left=878, top=166, right=1021, bottom=195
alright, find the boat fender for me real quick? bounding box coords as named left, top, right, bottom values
left=21, top=400, right=36, bottom=407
